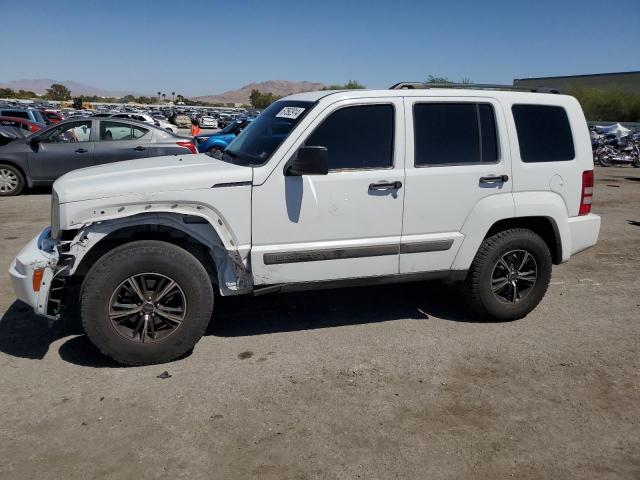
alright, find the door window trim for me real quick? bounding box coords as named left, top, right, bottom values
left=411, top=101, right=501, bottom=168
left=300, top=102, right=397, bottom=172
left=38, top=120, right=94, bottom=144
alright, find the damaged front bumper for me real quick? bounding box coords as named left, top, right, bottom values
left=9, top=227, right=64, bottom=319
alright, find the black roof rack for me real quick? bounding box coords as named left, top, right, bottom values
left=389, top=82, right=562, bottom=94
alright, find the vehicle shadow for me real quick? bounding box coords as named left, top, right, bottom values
left=0, top=281, right=496, bottom=368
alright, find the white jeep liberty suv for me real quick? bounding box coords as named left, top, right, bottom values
left=10, top=83, right=601, bottom=365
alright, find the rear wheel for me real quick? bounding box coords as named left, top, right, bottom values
left=0, top=164, right=25, bottom=196
left=464, top=229, right=552, bottom=321
left=81, top=240, right=214, bottom=365
left=597, top=151, right=612, bottom=167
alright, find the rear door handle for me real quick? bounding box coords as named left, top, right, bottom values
left=75, top=148, right=88, bottom=154
left=479, top=175, right=509, bottom=184
left=134, top=146, right=146, bottom=151
left=369, top=181, right=402, bottom=190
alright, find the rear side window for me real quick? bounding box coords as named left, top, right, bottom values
left=100, top=121, right=148, bottom=141
left=2, top=110, right=29, bottom=119
left=512, top=105, right=575, bottom=162
left=413, top=103, right=498, bottom=166
left=304, top=104, right=394, bottom=170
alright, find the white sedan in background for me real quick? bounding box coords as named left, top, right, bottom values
left=199, top=116, right=218, bottom=128
left=111, top=113, right=179, bottom=134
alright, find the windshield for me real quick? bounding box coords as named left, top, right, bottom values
left=222, top=100, right=314, bottom=166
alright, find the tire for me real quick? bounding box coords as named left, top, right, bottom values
left=597, top=153, right=612, bottom=167
left=0, top=163, right=25, bottom=196
left=464, top=229, right=552, bottom=321
left=632, top=156, right=640, bottom=168
left=80, top=240, right=214, bottom=365
left=206, top=145, right=224, bottom=157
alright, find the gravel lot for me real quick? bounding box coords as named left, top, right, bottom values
left=0, top=167, right=638, bottom=479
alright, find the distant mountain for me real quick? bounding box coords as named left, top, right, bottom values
left=0, top=78, right=143, bottom=97
left=194, top=80, right=326, bottom=105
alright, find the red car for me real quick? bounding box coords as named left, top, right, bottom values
left=0, top=116, right=46, bottom=133
left=41, top=110, right=64, bottom=124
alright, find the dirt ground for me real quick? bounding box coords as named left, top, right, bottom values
left=0, top=167, right=638, bottom=479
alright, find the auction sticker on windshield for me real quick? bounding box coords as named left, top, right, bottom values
left=275, top=107, right=305, bottom=119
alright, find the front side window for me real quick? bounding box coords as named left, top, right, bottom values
left=413, top=103, right=498, bottom=166
left=224, top=100, right=314, bottom=166
left=100, top=121, right=148, bottom=141
left=40, top=121, right=91, bottom=143
left=512, top=105, right=575, bottom=162
left=304, top=104, right=394, bottom=170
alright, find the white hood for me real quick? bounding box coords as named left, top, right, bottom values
left=54, top=154, right=252, bottom=203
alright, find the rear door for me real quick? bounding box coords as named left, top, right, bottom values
left=93, top=120, right=151, bottom=165
left=27, top=120, right=94, bottom=182
left=400, top=97, right=513, bottom=273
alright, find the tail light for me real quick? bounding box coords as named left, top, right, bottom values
left=579, top=170, right=594, bottom=215
left=176, top=141, right=197, bottom=154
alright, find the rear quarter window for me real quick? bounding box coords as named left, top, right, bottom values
left=512, top=104, right=575, bottom=162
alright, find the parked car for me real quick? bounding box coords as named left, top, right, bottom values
left=0, top=126, right=27, bottom=147
left=197, top=118, right=252, bottom=156
left=0, top=118, right=196, bottom=195
left=0, top=116, right=46, bottom=133
left=110, top=113, right=178, bottom=134
left=41, top=110, right=64, bottom=124
left=198, top=116, right=218, bottom=128
left=8, top=85, right=601, bottom=365
left=0, top=108, right=49, bottom=125
left=171, top=114, right=192, bottom=128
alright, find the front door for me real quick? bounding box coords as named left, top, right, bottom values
left=27, top=120, right=94, bottom=182
left=93, top=120, right=151, bottom=166
left=251, top=99, right=406, bottom=285
left=400, top=97, right=513, bottom=273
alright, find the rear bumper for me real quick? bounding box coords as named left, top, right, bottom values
left=567, top=213, right=601, bottom=256
left=9, top=228, right=60, bottom=319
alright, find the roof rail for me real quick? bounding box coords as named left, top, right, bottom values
left=389, top=82, right=562, bottom=94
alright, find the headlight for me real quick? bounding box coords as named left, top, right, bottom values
left=50, top=191, right=60, bottom=240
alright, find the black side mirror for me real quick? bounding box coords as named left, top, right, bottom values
left=286, top=146, right=329, bottom=176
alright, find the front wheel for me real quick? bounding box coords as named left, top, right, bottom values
left=81, top=240, right=214, bottom=365
left=464, top=229, right=552, bottom=321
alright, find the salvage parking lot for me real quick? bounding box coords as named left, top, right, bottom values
left=0, top=168, right=639, bottom=478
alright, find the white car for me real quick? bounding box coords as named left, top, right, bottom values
left=10, top=84, right=600, bottom=365
left=198, top=116, right=218, bottom=128
left=111, top=113, right=178, bottom=134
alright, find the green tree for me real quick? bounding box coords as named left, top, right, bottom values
left=249, top=89, right=280, bottom=109
left=425, top=75, right=473, bottom=85
left=46, top=83, right=71, bottom=100
left=566, top=86, right=640, bottom=122
left=323, top=80, right=366, bottom=90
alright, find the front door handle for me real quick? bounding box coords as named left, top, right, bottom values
left=479, top=175, right=509, bottom=184
left=134, top=146, right=146, bottom=151
left=75, top=148, right=88, bottom=154
left=369, top=181, right=402, bottom=191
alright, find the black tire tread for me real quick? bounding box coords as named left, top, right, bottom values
left=465, top=228, right=551, bottom=321
left=80, top=240, right=213, bottom=366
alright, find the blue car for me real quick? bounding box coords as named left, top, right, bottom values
left=196, top=118, right=253, bottom=156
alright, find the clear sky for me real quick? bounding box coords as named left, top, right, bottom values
left=1, top=0, right=638, bottom=96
